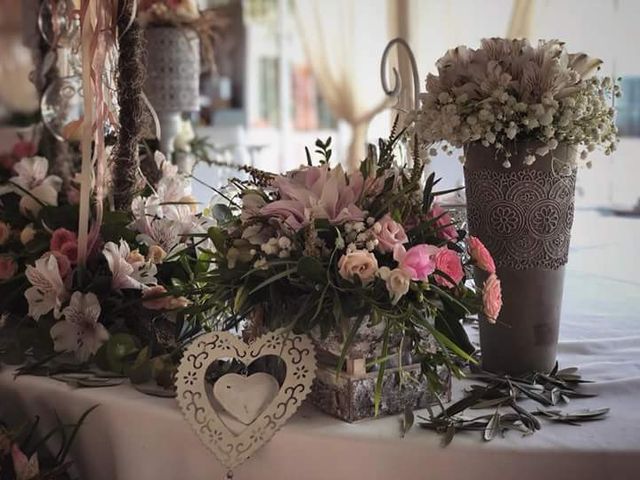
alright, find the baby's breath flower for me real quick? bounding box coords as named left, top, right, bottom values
left=410, top=38, right=618, bottom=168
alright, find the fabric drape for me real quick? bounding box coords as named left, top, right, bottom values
left=293, top=0, right=391, bottom=171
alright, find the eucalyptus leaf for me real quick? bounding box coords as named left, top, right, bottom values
left=441, top=423, right=456, bottom=447
left=483, top=409, right=500, bottom=441
left=75, top=377, right=125, bottom=388
left=401, top=405, right=414, bottom=438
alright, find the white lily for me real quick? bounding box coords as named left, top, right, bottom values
left=24, top=254, right=68, bottom=320
left=50, top=291, right=109, bottom=362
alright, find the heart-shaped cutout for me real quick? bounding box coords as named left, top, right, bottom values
left=176, top=329, right=316, bottom=470
left=213, top=372, right=280, bottom=428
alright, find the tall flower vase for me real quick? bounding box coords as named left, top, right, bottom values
left=144, top=26, right=200, bottom=161
left=464, top=142, right=577, bottom=375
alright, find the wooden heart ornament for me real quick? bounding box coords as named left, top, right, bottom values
left=176, top=329, right=316, bottom=470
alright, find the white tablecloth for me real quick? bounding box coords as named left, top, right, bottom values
left=2, top=211, right=640, bottom=480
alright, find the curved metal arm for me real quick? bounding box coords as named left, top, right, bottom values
left=380, top=37, right=420, bottom=111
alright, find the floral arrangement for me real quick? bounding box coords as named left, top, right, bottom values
left=0, top=140, right=210, bottom=385
left=412, top=38, right=620, bottom=168
left=193, top=133, right=502, bottom=390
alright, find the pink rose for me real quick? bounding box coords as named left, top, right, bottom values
left=42, top=251, right=71, bottom=279
left=338, top=250, right=379, bottom=285
left=373, top=214, right=408, bottom=253
left=428, top=203, right=458, bottom=242
left=393, top=244, right=438, bottom=281
left=59, top=242, right=78, bottom=265
left=50, top=228, right=79, bottom=265
left=482, top=273, right=502, bottom=322
left=11, top=140, right=37, bottom=159
left=378, top=266, right=411, bottom=304
left=468, top=236, right=496, bottom=274
left=0, top=256, right=18, bottom=281
left=434, top=247, right=464, bottom=288
left=50, top=228, right=77, bottom=252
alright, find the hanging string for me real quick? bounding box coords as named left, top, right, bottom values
left=77, top=0, right=119, bottom=266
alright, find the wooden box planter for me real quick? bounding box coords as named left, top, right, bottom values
left=311, top=361, right=450, bottom=423
left=309, top=322, right=451, bottom=423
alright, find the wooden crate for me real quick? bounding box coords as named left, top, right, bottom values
left=310, top=358, right=451, bottom=423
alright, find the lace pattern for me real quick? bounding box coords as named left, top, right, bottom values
left=465, top=168, right=576, bottom=270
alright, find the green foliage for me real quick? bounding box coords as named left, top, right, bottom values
left=416, top=364, right=608, bottom=443
left=314, top=137, right=332, bottom=164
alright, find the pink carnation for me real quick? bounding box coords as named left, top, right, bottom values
left=0, top=255, right=18, bottom=281
left=374, top=214, right=408, bottom=253
left=393, top=244, right=438, bottom=281
left=468, top=236, right=496, bottom=274
left=428, top=203, right=458, bottom=242
left=483, top=273, right=502, bottom=322
left=434, top=247, right=464, bottom=288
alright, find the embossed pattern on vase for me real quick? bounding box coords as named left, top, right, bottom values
left=465, top=168, right=576, bottom=270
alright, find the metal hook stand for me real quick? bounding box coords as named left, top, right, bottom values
left=379, top=37, right=421, bottom=112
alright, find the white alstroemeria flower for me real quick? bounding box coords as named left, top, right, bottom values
left=24, top=254, right=68, bottom=320
left=130, top=194, right=162, bottom=235
left=50, top=291, right=109, bottom=362
left=103, top=240, right=157, bottom=291
left=136, top=218, right=186, bottom=259
left=157, top=175, right=190, bottom=204
left=0, top=156, right=62, bottom=216
left=11, top=156, right=60, bottom=191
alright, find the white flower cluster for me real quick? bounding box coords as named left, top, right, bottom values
left=412, top=38, right=620, bottom=167
left=344, top=218, right=379, bottom=253
left=261, top=236, right=294, bottom=258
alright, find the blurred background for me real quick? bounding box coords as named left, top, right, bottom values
left=1, top=0, right=639, bottom=277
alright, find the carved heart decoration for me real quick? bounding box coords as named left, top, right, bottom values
left=213, top=373, right=280, bottom=432
left=176, top=329, right=316, bottom=470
